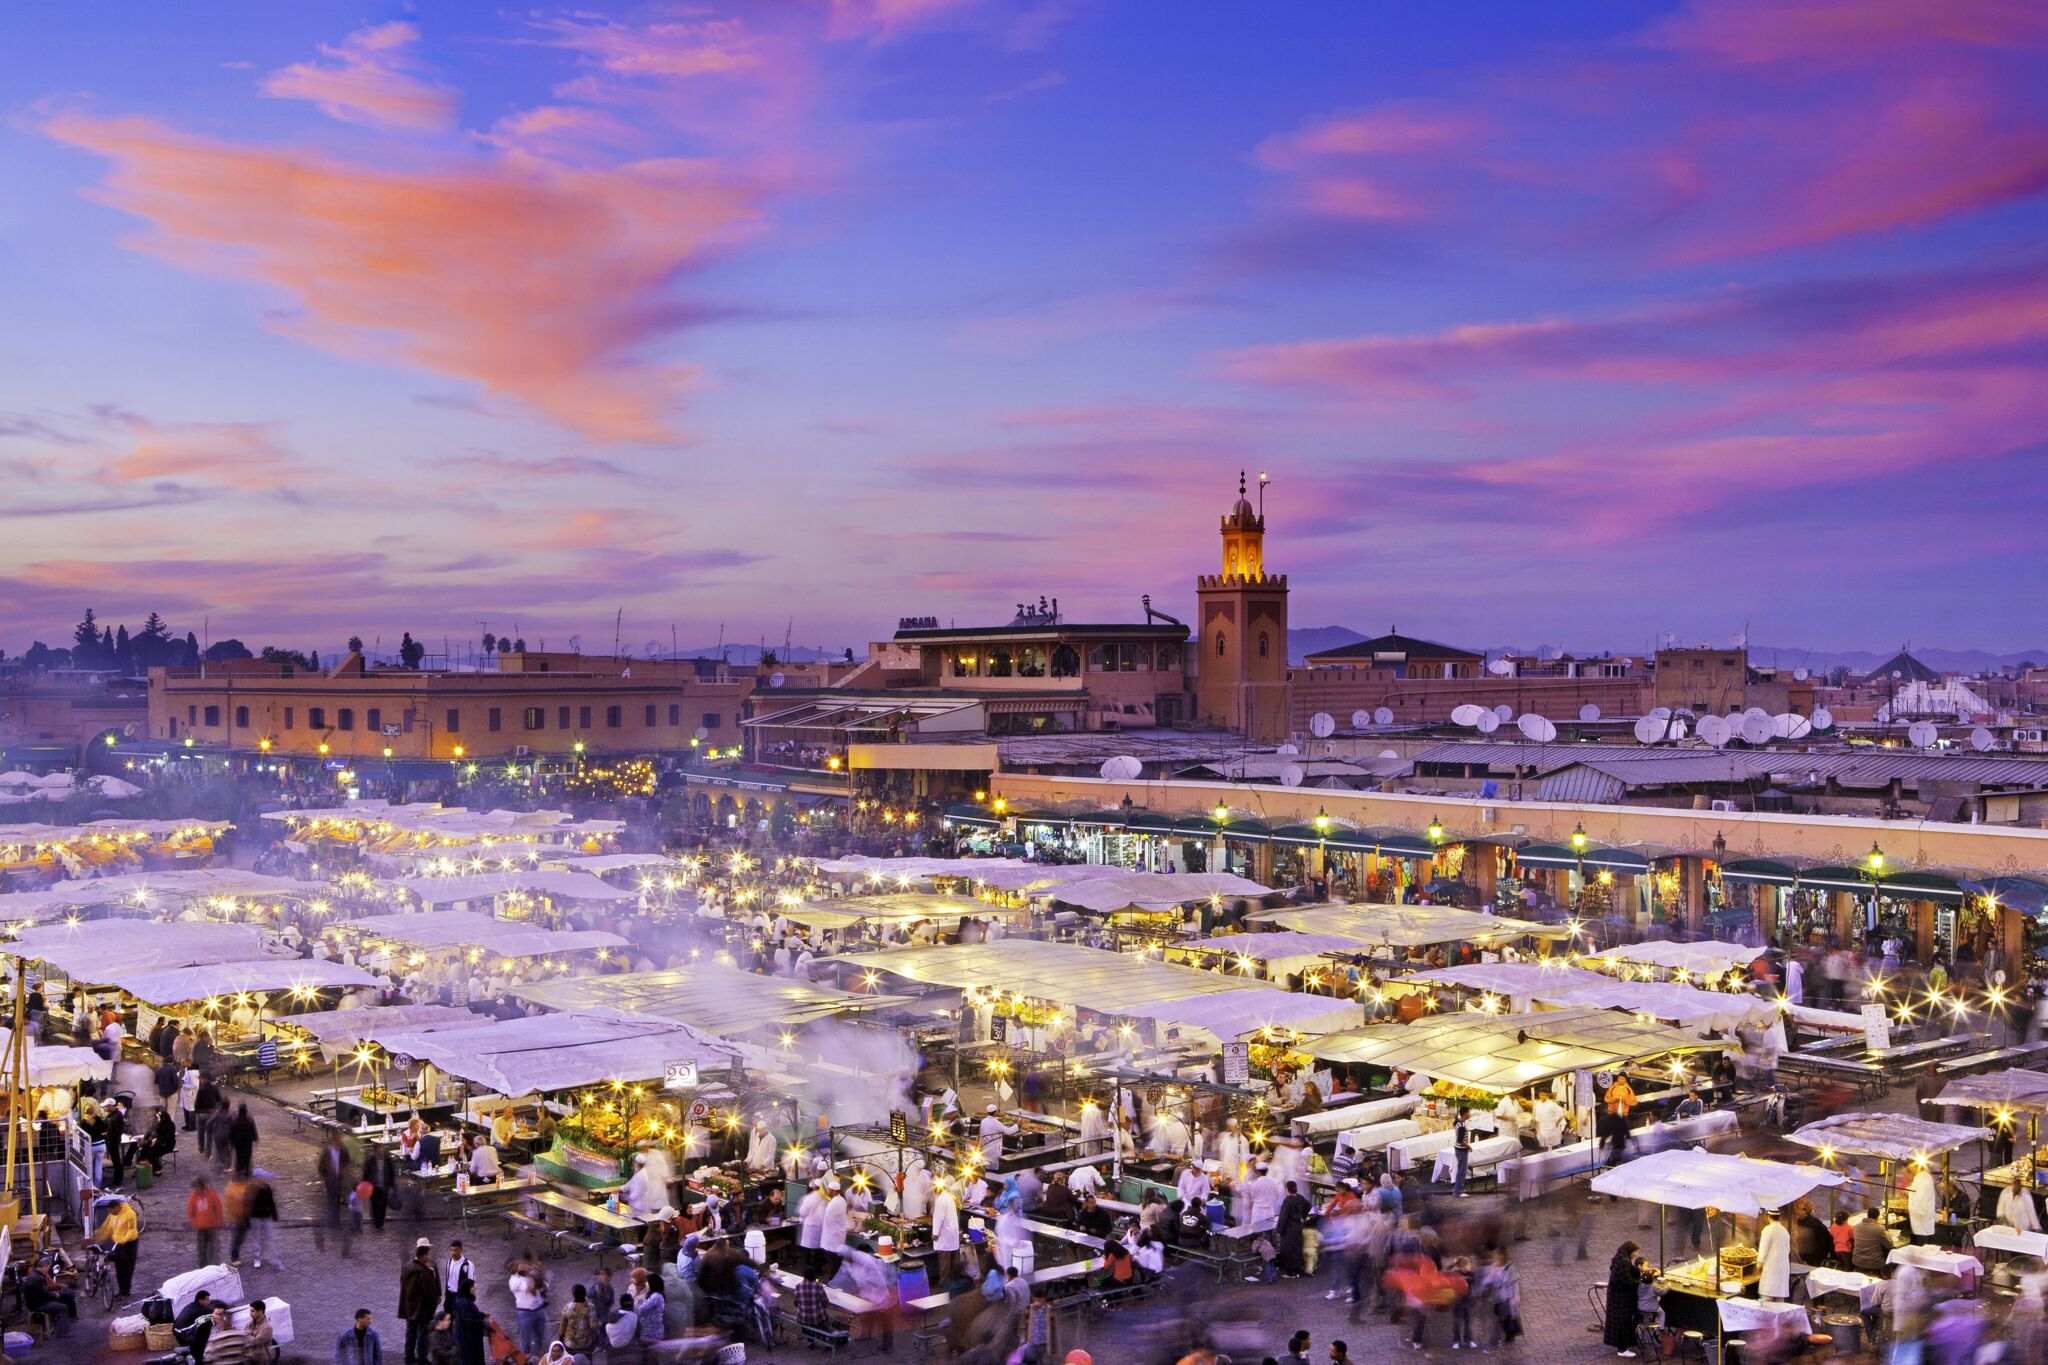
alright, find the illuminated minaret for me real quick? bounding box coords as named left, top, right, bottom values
left=1194, top=471, right=1290, bottom=741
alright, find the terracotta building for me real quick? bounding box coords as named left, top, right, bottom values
left=147, top=651, right=752, bottom=760
left=1194, top=473, right=1290, bottom=742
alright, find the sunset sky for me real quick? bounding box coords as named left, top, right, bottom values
left=4, top=1, right=2045, bottom=657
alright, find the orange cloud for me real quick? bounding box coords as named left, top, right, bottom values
left=260, top=21, right=458, bottom=132
left=46, top=114, right=766, bottom=443
left=534, top=15, right=762, bottom=79
left=103, top=418, right=298, bottom=489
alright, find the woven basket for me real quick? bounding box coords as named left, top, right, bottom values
left=108, top=1324, right=147, bottom=1351
left=146, top=1322, right=179, bottom=1350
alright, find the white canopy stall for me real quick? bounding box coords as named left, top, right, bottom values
left=1170, top=932, right=1372, bottom=982
left=395, top=870, right=638, bottom=909
left=506, top=963, right=912, bottom=1039
left=1249, top=902, right=1572, bottom=949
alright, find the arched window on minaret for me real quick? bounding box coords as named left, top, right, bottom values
left=1215, top=631, right=1226, bottom=657
left=1258, top=631, right=1270, bottom=659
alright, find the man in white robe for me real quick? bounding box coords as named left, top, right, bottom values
left=930, top=1178, right=961, bottom=1284
left=900, top=1160, right=933, bottom=1221
left=978, top=1104, right=1018, bottom=1170
left=1907, top=1167, right=1939, bottom=1240
left=1216, top=1119, right=1252, bottom=1183
left=1757, top=1207, right=1792, bottom=1301
left=1077, top=1102, right=1111, bottom=1157
left=744, top=1119, right=778, bottom=1177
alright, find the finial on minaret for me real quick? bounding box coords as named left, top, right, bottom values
left=1238, top=470, right=1246, bottom=499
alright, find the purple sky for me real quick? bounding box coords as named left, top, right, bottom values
left=4, top=0, right=2046, bottom=657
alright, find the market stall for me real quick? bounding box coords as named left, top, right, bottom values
left=1246, top=902, right=1572, bottom=959
left=1785, top=1112, right=1987, bottom=1247
left=1167, top=932, right=1370, bottom=983
left=507, top=962, right=912, bottom=1040
left=1578, top=939, right=1762, bottom=985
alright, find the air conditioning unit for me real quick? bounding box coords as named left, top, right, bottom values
left=513, top=745, right=531, bottom=757
left=2016, top=729, right=2043, bottom=744
left=1710, top=799, right=1738, bottom=812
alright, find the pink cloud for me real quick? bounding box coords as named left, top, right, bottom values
left=102, top=418, right=298, bottom=489
left=1646, top=0, right=2048, bottom=66
left=532, top=15, right=762, bottom=80
left=46, top=114, right=766, bottom=443
left=1256, top=106, right=1478, bottom=170
left=260, top=21, right=458, bottom=132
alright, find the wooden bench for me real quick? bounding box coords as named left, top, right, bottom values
left=1168, top=1241, right=1260, bottom=1281
left=1937, top=1042, right=2048, bottom=1077
left=773, top=1310, right=849, bottom=1353
left=499, top=1210, right=565, bottom=1257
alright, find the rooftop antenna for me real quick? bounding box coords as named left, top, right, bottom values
left=613, top=609, right=623, bottom=658
left=671, top=624, right=678, bottom=661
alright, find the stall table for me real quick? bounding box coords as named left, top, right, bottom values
left=1427, top=1134, right=1520, bottom=1185
left=1888, top=1245, right=1984, bottom=1281
left=1975, top=1225, right=2048, bottom=1260
left=525, top=1188, right=647, bottom=1239
left=1803, top=1267, right=1881, bottom=1312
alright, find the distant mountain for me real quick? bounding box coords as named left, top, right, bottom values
left=1290, top=626, right=2048, bottom=676
left=1286, top=625, right=1368, bottom=664
left=676, top=643, right=853, bottom=665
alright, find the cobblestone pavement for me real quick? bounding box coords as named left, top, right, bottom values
left=54, top=1076, right=1915, bottom=1364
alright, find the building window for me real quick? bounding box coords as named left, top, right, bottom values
left=1215, top=632, right=1226, bottom=657
left=309, top=707, right=325, bottom=729
left=668, top=704, right=680, bottom=725
left=284, top=707, right=294, bottom=729
left=367, top=708, right=381, bottom=732
left=1050, top=644, right=1079, bottom=678
left=579, top=706, right=592, bottom=729
left=1087, top=645, right=1111, bottom=672
left=606, top=705, right=622, bottom=728
left=1156, top=645, right=1181, bottom=672
left=204, top=705, right=220, bottom=727
left=951, top=651, right=980, bottom=678
left=558, top=706, right=570, bottom=729
left=234, top=706, right=248, bottom=728
left=488, top=708, right=501, bottom=732
left=1257, top=632, right=1270, bottom=659
left=645, top=704, right=656, bottom=726
left=524, top=707, right=544, bottom=730
left=445, top=708, right=460, bottom=733
left=702, top=713, right=722, bottom=729
left=187, top=705, right=197, bottom=725
left=1120, top=644, right=1151, bottom=672
left=1017, top=646, right=1047, bottom=678
left=338, top=708, right=354, bottom=731
left=987, top=649, right=1014, bottom=677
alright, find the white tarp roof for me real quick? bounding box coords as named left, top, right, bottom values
left=1051, top=872, right=1274, bottom=912
left=108, top=957, right=383, bottom=1007
left=858, top=939, right=1269, bottom=1011
left=1590, top=1148, right=1843, bottom=1214
left=1401, top=965, right=1781, bottom=1035
left=1582, top=940, right=1760, bottom=977
left=812, top=856, right=1035, bottom=883
left=3, top=1038, right=114, bottom=1088
left=786, top=894, right=1024, bottom=930
left=263, top=802, right=623, bottom=839
left=281, top=1003, right=496, bottom=1060
left=0, top=819, right=228, bottom=842
left=397, top=870, right=638, bottom=906
left=507, top=963, right=910, bottom=1037
left=1399, top=962, right=1614, bottom=998
left=0, top=869, right=319, bottom=922
left=1788, top=1113, right=1987, bottom=1161
left=1928, top=1069, right=2048, bottom=1115
left=960, top=864, right=1131, bottom=895
left=1301, top=1007, right=1720, bottom=1092
left=1291, top=1093, right=1422, bottom=1139
left=3, top=921, right=276, bottom=979
left=1249, top=902, right=1573, bottom=946
left=342, top=911, right=626, bottom=959
left=1119, top=988, right=1361, bottom=1044
left=361, top=1011, right=735, bottom=1094
left=545, top=853, right=676, bottom=874
left=1177, top=932, right=1379, bottom=968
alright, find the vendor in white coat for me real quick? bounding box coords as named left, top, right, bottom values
left=818, top=1179, right=851, bottom=1271
left=796, top=1183, right=827, bottom=1267
left=1493, top=1092, right=1525, bottom=1141
left=1999, top=1178, right=2043, bottom=1233
left=900, top=1158, right=934, bottom=1221
left=1533, top=1095, right=1569, bottom=1150
left=1176, top=1159, right=1212, bottom=1209
left=1149, top=1110, right=1191, bottom=1157
left=1757, top=1207, right=1792, bottom=1301
left=1216, top=1118, right=1252, bottom=1183
left=978, top=1104, right=1018, bottom=1170
left=1907, top=1165, right=1939, bottom=1240
left=744, top=1118, right=778, bottom=1178
left=639, top=1141, right=676, bottom=1206
left=1240, top=1160, right=1282, bottom=1227
left=1077, top=1100, right=1112, bottom=1157
left=930, top=1177, right=962, bottom=1285
left=621, top=1152, right=663, bottom=1220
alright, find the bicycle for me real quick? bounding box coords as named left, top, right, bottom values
left=79, top=1242, right=118, bottom=1311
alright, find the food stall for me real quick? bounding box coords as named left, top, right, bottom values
left=1246, top=902, right=1573, bottom=971
left=1785, top=1113, right=1987, bottom=1263
left=1589, top=1148, right=1845, bottom=1339
left=1578, top=939, right=1762, bottom=987
left=1166, top=932, right=1369, bottom=986
left=1925, top=1069, right=2048, bottom=1198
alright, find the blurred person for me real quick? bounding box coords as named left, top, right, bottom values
left=1603, top=1241, right=1643, bottom=1357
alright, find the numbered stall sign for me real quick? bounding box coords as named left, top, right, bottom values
left=665, top=1059, right=700, bottom=1091
left=1221, top=1042, right=1250, bottom=1086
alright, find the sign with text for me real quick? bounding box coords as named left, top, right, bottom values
left=664, top=1059, right=700, bottom=1091
left=990, top=1017, right=1008, bottom=1044
left=687, top=1098, right=711, bottom=1122
left=890, top=1111, right=909, bottom=1145
left=1861, top=1003, right=1892, bottom=1052
left=1221, top=1042, right=1250, bottom=1086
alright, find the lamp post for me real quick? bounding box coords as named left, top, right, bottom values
left=1570, top=821, right=1588, bottom=914
left=1864, top=841, right=1886, bottom=943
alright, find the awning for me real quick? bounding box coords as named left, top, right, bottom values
left=109, top=957, right=383, bottom=1007
left=1590, top=1149, right=1841, bottom=1215
left=359, top=1011, right=736, bottom=1095
left=2, top=921, right=276, bottom=980
left=1787, top=1113, right=1987, bottom=1161
left=1512, top=843, right=1580, bottom=870
left=396, top=869, right=638, bottom=906
left=940, top=802, right=1000, bottom=829
left=1375, top=834, right=1440, bottom=861
left=1301, top=1007, right=1720, bottom=1093
left=1248, top=902, right=1572, bottom=946
left=342, top=911, right=627, bottom=961
left=1122, top=813, right=1177, bottom=835
left=1719, top=858, right=1804, bottom=887
left=1965, top=877, right=2048, bottom=914
left=858, top=939, right=1269, bottom=1011
left=508, top=963, right=909, bottom=1037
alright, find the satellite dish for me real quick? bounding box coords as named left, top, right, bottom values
left=1119, top=755, right=1144, bottom=780
left=1578, top=703, right=1601, bottom=722
left=1475, top=711, right=1501, bottom=734
left=1743, top=706, right=1771, bottom=725
left=694, top=726, right=710, bottom=740
left=1488, top=658, right=1514, bottom=676
left=122, top=722, right=139, bottom=737
left=1633, top=716, right=1665, bottom=745
left=1100, top=756, right=1142, bottom=781
left=1732, top=631, right=1747, bottom=648
left=1351, top=710, right=1372, bottom=729
left=1309, top=712, right=1336, bottom=739
left=1696, top=715, right=1731, bottom=748
left=1773, top=713, right=1812, bottom=740
left=1891, top=670, right=1903, bottom=680
left=1099, top=759, right=1124, bottom=780
left=645, top=639, right=661, bottom=657
left=1971, top=727, right=1995, bottom=752
left=1279, top=763, right=1306, bottom=788
left=1451, top=704, right=1481, bottom=726
left=1907, top=721, right=1939, bottom=749
left=1493, top=704, right=1514, bottom=721
left=769, top=671, right=786, bottom=688
left=1739, top=714, right=1773, bottom=745
left=1276, top=742, right=1299, bottom=755
left=1649, top=706, right=1671, bottom=720
left=1373, top=706, right=1395, bottom=726
left=1793, top=667, right=1809, bottom=681
left=1517, top=714, right=1557, bottom=742
left=1379, top=749, right=1398, bottom=759
left=568, top=634, right=582, bottom=651
left=1811, top=707, right=1834, bottom=730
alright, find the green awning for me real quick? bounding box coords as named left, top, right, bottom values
left=1719, top=858, right=1802, bottom=887
left=1217, top=818, right=1272, bottom=842
left=1012, top=809, right=1073, bottom=829
left=1270, top=823, right=1329, bottom=846
left=1879, top=871, right=1966, bottom=905
left=1124, top=812, right=1177, bottom=835
left=941, top=802, right=1000, bottom=828
left=1514, top=843, right=1581, bottom=870
left=1376, top=833, right=1441, bottom=861
left=1069, top=810, right=1130, bottom=828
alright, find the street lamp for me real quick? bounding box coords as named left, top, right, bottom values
left=1426, top=817, right=1445, bottom=845
left=1570, top=822, right=1588, bottom=912
left=1314, top=806, right=1330, bottom=835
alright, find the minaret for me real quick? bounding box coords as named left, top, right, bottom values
left=1194, top=471, right=1290, bottom=741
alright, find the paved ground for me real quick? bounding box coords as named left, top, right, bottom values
left=47, top=1065, right=1941, bottom=1363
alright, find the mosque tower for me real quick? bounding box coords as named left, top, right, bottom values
left=1194, top=471, right=1290, bottom=742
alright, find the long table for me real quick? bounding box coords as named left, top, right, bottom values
left=1496, top=1109, right=1740, bottom=1201
left=524, top=1188, right=645, bottom=1238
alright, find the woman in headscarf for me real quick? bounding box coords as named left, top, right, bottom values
left=1274, top=1179, right=1310, bottom=1278
left=1603, top=1240, right=1643, bottom=1357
